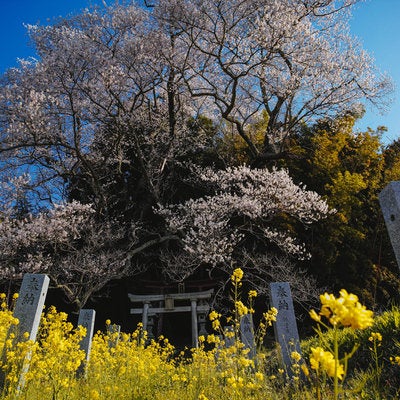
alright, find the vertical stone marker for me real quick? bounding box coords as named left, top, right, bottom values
left=240, top=313, right=256, bottom=359
left=379, top=181, right=400, bottom=268
left=77, top=309, right=96, bottom=377
left=269, top=282, right=302, bottom=377
left=191, top=299, right=199, bottom=348
left=0, top=273, right=50, bottom=390
left=13, top=273, right=50, bottom=342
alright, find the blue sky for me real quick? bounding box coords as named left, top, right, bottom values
left=350, top=0, right=400, bottom=144
left=0, top=0, right=398, bottom=144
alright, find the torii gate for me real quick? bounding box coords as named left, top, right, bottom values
left=128, top=289, right=213, bottom=348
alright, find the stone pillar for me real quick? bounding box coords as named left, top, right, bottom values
left=191, top=299, right=199, bottom=348
left=142, top=302, right=150, bottom=331
left=0, top=274, right=50, bottom=390
left=379, top=181, right=400, bottom=269
left=240, top=313, right=256, bottom=359
left=269, top=282, right=302, bottom=378
left=198, top=313, right=207, bottom=336
left=77, top=309, right=96, bottom=377
left=146, top=315, right=155, bottom=340
left=13, top=274, right=50, bottom=342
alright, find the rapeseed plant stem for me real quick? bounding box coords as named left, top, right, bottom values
left=369, top=332, right=382, bottom=399
left=309, top=289, right=374, bottom=400
left=333, top=326, right=339, bottom=400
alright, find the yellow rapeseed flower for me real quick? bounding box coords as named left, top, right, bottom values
left=227, top=375, right=244, bottom=389
left=212, top=319, right=221, bottom=330
left=206, top=334, right=220, bottom=344
left=263, top=307, right=278, bottom=326
left=239, top=357, right=253, bottom=368
left=231, top=268, right=244, bottom=283
left=310, top=346, right=344, bottom=380
left=255, top=371, right=264, bottom=381
left=235, top=301, right=248, bottom=316
left=301, top=364, right=310, bottom=377
left=369, top=332, right=382, bottom=342
left=291, top=351, right=301, bottom=363
left=309, top=309, right=321, bottom=322
left=390, top=356, right=400, bottom=366
left=248, top=290, right=257, bottom=298
left=209, top=310, right=221, bottom=321
left=209, top=310, right=221, bottom=331
left=314, top=289, right=373, bottom=329
left=89, top=389, right=100, bottom=400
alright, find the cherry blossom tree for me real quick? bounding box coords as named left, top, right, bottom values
left=0, top=175, right=140, bottom=309
left=156, top=0, right=392, bottom=164
left=156, top=165, right=333, bottom=299
left=0, top=0, right=392, bottom=307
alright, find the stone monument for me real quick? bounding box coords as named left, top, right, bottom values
left=269, top=282, right=302, bottom=377
left=240, top=313, right=256, bottom=359
left=379, top=181, right=400, bottom=268
left=77, top=309, right=96, bottom=377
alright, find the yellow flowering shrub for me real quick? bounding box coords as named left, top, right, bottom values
left=86, top=326, right=177, bottom=399
left=26, top=307, right=86, bottom=391
left=0, top=282, right=396, bottom=399
left=0, top=305, right=87, bottom=398
left=0, top=304, right=19, bottom=356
